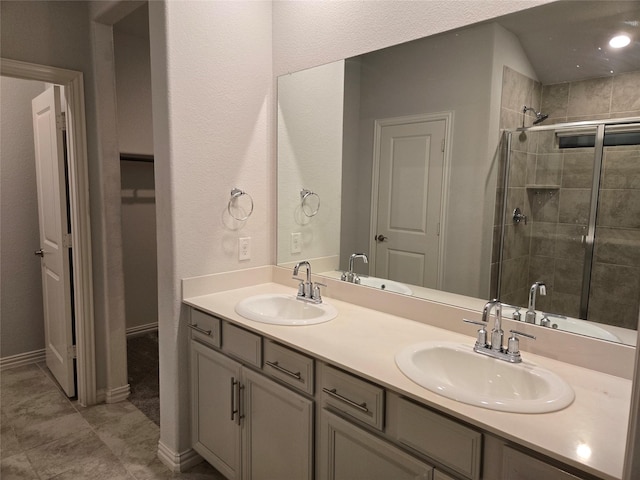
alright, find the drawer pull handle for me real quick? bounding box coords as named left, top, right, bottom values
left=323, top=387, right=369, bottom=413
left=188, top=323, right=212, bottom=336
left=265, top=360, right=302, bottom=381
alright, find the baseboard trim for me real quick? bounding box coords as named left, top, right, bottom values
left=157, top=441, right=203, bottom=473
left=0, top=349, right=46, bottom=371
left=126, top=322, right=158, bottom=337
left=105, top=383, right=131, bottom=403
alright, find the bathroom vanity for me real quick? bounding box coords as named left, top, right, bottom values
left=183, top=268, right=631, bottom=480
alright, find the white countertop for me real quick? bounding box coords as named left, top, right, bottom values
left=184, top=282, right=631, bottom=480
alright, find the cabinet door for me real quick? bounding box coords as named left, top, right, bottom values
left=502, top=446, right=584, bottom=480
left=320, top=410, right=433, bottom=480
left=242, top=368, right=313, bottom=480
left=191, top=341, right=242, bottom=480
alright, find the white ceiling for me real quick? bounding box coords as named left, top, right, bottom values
left=112, top=1, right=640, bottom=85
left=496, top=0, right=640, bottom=84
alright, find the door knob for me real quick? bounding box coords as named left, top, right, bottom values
left=34, top=249, right=44, bottom=257
left=374, top=234, right=388, bottom=242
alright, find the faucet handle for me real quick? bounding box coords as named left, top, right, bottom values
left=507, top=330, right=536, bottom=356
left=463, top=319, right=488, bottom=348
left=312, top=282, right=326, bottom=303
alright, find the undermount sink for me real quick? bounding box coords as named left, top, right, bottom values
left=235, top=294, right=337, bottom=326
left=396, top=341, right=575, bottom=413
left=358, top=276, right=412, bottom=295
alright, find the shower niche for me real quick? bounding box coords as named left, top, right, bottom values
left=496, top=120, right=640, bottom=332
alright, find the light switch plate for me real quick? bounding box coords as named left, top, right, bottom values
left=239, top=237, right=251, bottom=261
left=291, top=232, right=302, bottom=254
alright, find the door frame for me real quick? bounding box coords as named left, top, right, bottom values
left=369, top=112, right=453, bottom=289
left=1, top=58, right=96, bottom=406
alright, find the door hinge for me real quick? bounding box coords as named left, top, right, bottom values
left=63, top=234, right=72, bottom=248
left=441, top=139, right=445, bottom=152
left=68, top=345, right=77, bottom=359
left=56, top=112, right=66, bottom=131
left=436, top=222, right=441, bottom=236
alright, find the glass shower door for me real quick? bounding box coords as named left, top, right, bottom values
left=588, top=125, right=640, bottom=330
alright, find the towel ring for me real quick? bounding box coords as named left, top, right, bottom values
left=300, top=188, right=320, bottom=217
left=228, top=188, right=254, bottom=221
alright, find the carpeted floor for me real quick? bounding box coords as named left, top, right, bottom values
left=127, top=331, right=160, bottom=426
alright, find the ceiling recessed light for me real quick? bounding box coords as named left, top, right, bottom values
left=609, top=34, right=631, bottom=49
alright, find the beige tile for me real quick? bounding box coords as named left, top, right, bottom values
left=2, top=388, right=75, bottom=431
left=528, top=255, right=555, bottom=290
left=26, top=429, right=108, bottom=479
left=567, top=77, right=613, bottom=117
left=602, top=149, right=640, bottom=189
left=14, top=411, right=92, bottom=451
left=561, top=151, right=594, bottom=189
left=611, top=70, right=640, bottom=113
left=47, top=448, right=135, bottom=480
left=597, top=189, right=640, bottom=229
left=501, top=66, right=534, bottom=113
left=535, top=153, right=562, bottom=186
left=541, top=82, right=569, bottom=121
left=588, top=296, right=640, bottom=329
left=508, top=150, right=527, bottom=187
left=76, top=399, right=140, bottom=428
left=594, top=227, right=640, bottom=267
left=555, top=224, right=588, bottom=260
left=528, top=188, right=559, bottom=223
left=128, top=457, right=226, bottom=480
left=0, top=414, right=21, bottom=460
left=500, top=107, right=522, bottom=130
left=558, top=188, right=591, bottom=225
left=530, top=222, right=556, bottom=257
left=534, top=130, right=558, bottom=154
left=1, top=366, right=57, bottom=408
left=94, top=408, right=160, bottom=470
left=0, top=453, right=39, bottom=480
left=506, top=186, right=526, bottom=221
left=549, top=291, right=581, bottom=319
left=590, top=263, right=640, bottom=305
left=553, top=258, right=583, bottom=296
left=502, top=223, right=530, bottom=261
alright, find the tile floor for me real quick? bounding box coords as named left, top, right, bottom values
left=0, top=363, right=224, bottom=479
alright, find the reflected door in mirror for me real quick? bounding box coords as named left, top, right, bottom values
left=372, top=117, right=446, bottom=288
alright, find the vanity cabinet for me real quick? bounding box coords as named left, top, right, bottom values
left=187, top=305, right=599, bottom=480
left=190, top=317, right=313, bottom=480
left=320, top=409, right=433, bottom=479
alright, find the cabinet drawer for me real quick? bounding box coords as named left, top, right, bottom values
left=189, top=309, right=221, bottom=348
left=387, top=392, right=482, bottom=480
left=222, top=322, right=262, bottom=368
left=321, top=364, right=385, bottom=430
left=263, top=340, right=314, bottom=395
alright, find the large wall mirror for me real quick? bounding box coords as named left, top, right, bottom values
left=277, top=0, right=640, bottom=346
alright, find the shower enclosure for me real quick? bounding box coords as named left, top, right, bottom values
left=496, top=118, right=640, bottom=330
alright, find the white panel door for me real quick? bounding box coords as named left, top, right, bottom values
left=32, top=86, right=75, bottom=397
left=374, top=119, right=446, bottom=288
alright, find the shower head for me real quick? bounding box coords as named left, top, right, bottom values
left=533, top=112, right=549, bottom=125
left=522, top=105, right=549, bottom=126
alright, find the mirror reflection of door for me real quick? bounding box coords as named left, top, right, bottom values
left=372, top=116, right=447, bottom=289
left=32, top=85, right=76, bottom=397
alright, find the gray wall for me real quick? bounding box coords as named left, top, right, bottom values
left=0, top=77, right=47, bottom=359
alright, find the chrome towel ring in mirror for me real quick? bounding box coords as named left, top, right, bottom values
left=300, top=188, right=320, bottom=217
left=228, top=188, right=254, bottom=221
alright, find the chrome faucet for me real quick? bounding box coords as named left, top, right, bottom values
left=526, top=282, right=546, bottom=324
left=293, top=261, right=325, bottom=304
left=464, top=298, right=536, bottom=363
left=483, top=299, right=503, bottom=352
left=341, top=253, right=368, bottom=284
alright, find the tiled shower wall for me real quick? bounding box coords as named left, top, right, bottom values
left=493, top=67, right=640, bottom=329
